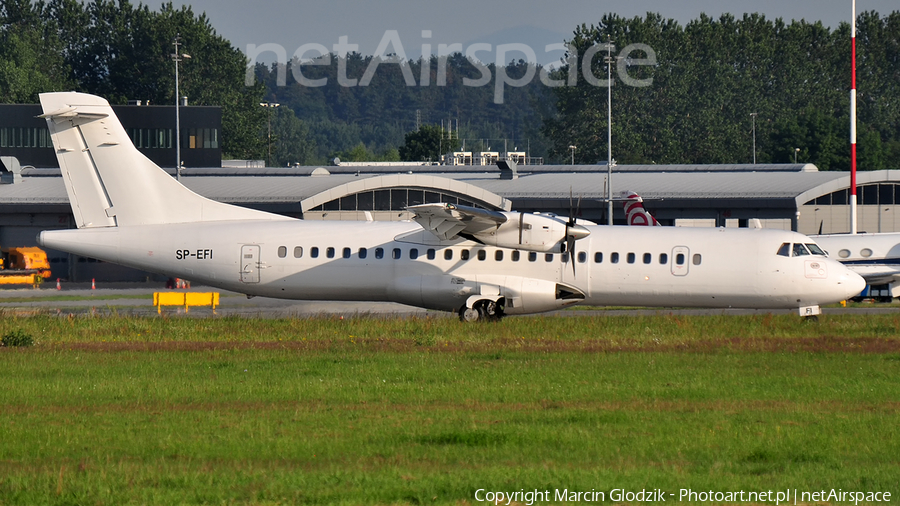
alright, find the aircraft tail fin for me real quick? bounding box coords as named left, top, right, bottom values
left=621, top=191, right=661, bottom=226
left=39, top=92, right=283, bottom=228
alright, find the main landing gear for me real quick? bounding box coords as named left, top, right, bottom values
left=458, top=299, right=504, bottom=322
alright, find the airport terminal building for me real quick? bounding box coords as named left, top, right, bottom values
left=2, top=156, right=899, bottom=282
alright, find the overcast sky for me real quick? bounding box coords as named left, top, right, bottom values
left=169, top=0, right=896, bottom=64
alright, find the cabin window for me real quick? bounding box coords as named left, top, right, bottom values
left=561, top=252, right=569, bottom=263
left=375, top=247, right=384, bottom=259
left=643, top=253, right=651, bottom=264
left=410, top=248, right=419, bottom=260
left=545, top=253, right=554, bottom=262
left=311, top=247, right=319, bottom=258
left=777, top=243, right=791, bottom=257
left=675, top=253, right=685, bottom=265
left=359, top=247, right=367, bottom=259
left=427, top=249, right=436, bottom=260
left=293, top=246, right=303, bottom=258
left=326, top=247, right=335, bottom=258
left=495, top=250, right=504, bottom=261
left=342, top=247, right=351, bottom=259
left=528, top=252, right=537, bottom=262
left=861, top=248, right=873, bottom=258
left=659, top=253, right=668, bottom=264
left=627, top=252, right=636, bottom=264
left=611, top=252, right=619, bottom=264
left=594, top=252, right=603, bottom=263
left=692, top=253, right=702, bottom=265
left=477, top=250, right=486, bottom=261
left=578, top=252, right=587, bottom=263
left=806, top=244, right=826, bottom=256
left=838, top=249, right=851, bottom=258
left=277, top=246, right=287, bottom=258
left=392, top=248, right=401, bottom=260
left=444, top=249, right=453, bottom=260
left=461, top=249, right=470, bottom=261
left=792, top=243, right=810, bottom=257
left=512, top=251, right=520, bottom=262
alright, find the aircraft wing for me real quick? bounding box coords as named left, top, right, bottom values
left=408, top=203, right=507, bottom=241
left=844, top=264, right=900, bottom=285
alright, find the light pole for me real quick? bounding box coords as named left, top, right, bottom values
left=750, top=112, right=758, bottom=164
left=604, top=36, right=620, bottom=225
left=171, top=34, right=190, bottom=180
left=260, top=102, right=280, bottom=167
left=569, top=145, right=576, bottom=165
left=794, top=147, right=800, bottom=164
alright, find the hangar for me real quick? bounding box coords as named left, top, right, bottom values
left=1, top=158, right=899, bottom=282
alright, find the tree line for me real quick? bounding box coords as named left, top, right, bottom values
left=545, top=11, right=900, bottom=170
left=0, top=0, right=266, bottom=159
left=2, top=1, right=898, bottom=170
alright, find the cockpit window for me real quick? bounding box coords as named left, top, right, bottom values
left=806, top=243, right=826, bottom=256
left=792, top=243, right=810, bottom=256
left=777, top=243, right=791, bottom=257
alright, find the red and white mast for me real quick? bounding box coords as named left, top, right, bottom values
left=850, top=0, right=858, bottom=234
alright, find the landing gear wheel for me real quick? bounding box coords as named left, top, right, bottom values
left=459, top=306, right=480, bottom=322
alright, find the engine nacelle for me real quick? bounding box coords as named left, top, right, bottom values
left=472, top=212, right=573, bottom=253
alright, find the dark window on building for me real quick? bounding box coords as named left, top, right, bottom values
left=357, top=192, right=374, bottom=211
left=340, top=195, right=356, bottom=211
left=832, top=189, right=848, bottom=205
left=408, top=190, right=425, bottom=206
left=879, top=184, right=894, bottom=206
left=391, top=189, right=407, bottom=209
left=374, top=190, right=391, bottom=211
left=862, top=185, right=878, bottom=205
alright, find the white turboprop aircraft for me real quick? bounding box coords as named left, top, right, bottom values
left=36, top=92, right=863, bottom=320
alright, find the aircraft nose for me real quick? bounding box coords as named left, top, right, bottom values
left=838, top=268, right=866, bottom=300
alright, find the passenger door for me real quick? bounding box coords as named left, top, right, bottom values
left=240, top=244, right=260, bottom=283
left=671, top=246, right=690, bottom=276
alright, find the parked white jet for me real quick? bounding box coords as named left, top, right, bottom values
left=36, top=92, right=863, bottom=320
left=811, top=233, right=900, bottom=300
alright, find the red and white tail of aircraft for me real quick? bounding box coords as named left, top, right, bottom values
left=622, top=191, right=661, bottom=226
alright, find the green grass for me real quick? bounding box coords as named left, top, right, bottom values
left=0, top=314, right=898, bottom=505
